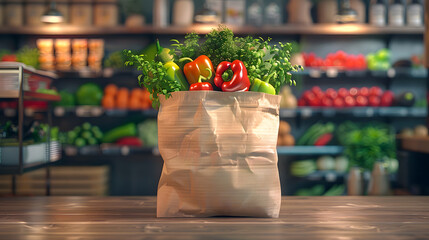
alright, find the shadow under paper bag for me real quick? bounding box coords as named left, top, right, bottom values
left=157, top=91, right=281, bottom=218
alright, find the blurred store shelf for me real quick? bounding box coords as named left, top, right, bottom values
left=0, top=24, right=423, bottom=36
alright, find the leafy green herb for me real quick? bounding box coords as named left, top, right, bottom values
left=104, top=51, right=127, bottom=69
left=124, top=50, right=180, bottom=108
left=0, top=49, right=11, bottom=60
left=338, top=122, right=396, bottom=170
left=16, top=46, right=39, bottom=69
left=170, top=32, right=201, bottom=68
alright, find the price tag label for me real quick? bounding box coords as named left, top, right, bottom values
left=76, top=106, right=103, bottom=117
left=326, top=68, right=338, bottom=78
left=65, top=146, right=78, bottom=156
left=121, top=146, right=130, bottom=156
left=301, top=108, right=313, bottom=118
left=280, top=109, right=297, bottom=118
left=152, top=147, right=160, bottom=156
left=309, top=69, right=322, bottom=78
left=4, top=108, right=16, bottom=117
left=54, top=107, right=65, bottom=116
left=325, top=172, right=337, bottom=182
left=24, top=108, right=35, bottom=117
left=387, top=68, right=396, bottom=78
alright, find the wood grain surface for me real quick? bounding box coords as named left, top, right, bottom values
left=0, top=196, right=428, bottom=239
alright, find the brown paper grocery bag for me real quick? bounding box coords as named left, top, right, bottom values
left=157, top=91, right=281, bottom=218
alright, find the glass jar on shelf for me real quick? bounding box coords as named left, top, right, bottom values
left=94, top=0, right=118, bottom=27
left=406, top=0, right=423, bottom=26
left=264, top=0, right=282, bottom=26
left=24, top=0, right=46, bottom=26
left=0, top=0, right=4, bottom=26
left=4, top=0, right=24, bottom=27
left=70, top=0, right=93, bottom=26
left=56, top=0, right=70, bottom=23
left=369, top=0, right=387, bottom=26
left=388, top=0, right=405, bottom=26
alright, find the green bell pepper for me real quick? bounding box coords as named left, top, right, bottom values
left=102, top=123, right=137, bottom=143
left=155, top=39, right=189, bottom=91
left=250, top=78, right=276, bottom=95
left=164, top=61, right=189, bottom=91
left=155, top=39, right=173, bottom=64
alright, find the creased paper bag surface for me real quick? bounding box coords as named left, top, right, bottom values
left=157, top=91, right=281, bottom=218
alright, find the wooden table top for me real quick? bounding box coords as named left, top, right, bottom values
left=0, top=196, right=429, bottom=240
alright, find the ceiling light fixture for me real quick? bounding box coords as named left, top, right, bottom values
left=41, top=2, right=64, bottom=24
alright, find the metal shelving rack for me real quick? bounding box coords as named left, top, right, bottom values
left=0, top=64, right=61, bottom=194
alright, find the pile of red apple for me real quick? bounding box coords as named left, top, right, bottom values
left=303, top=50, right=367, bottom=70
left=298, top=86, right=394, bottom=108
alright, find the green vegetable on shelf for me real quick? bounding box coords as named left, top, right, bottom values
left=338, top=122, right=396, bottom=171
left=138, top=120, right=158, bottom=147
left=74, top=138, right=86, bottom=147
left=102, top=123, right=137, bottom=143
left=295, top=185, right=325, bottom=196
left=297, top=122, right=335, bottom=146
left=104, top=51, right=126, bottom=69
left=16, top=46, right=39, bottom=69
left=61, top=123, right=104, bottom=147
left=54, top=90, right=75, bottom=107
left=76, top=83, right=103, bottom=106
left=323, top=185, right=345, bottom=196
left=290, top=159, right=316, bottom=177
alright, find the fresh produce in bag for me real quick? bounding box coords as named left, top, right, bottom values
left=125, top=26, right=300, bottom=218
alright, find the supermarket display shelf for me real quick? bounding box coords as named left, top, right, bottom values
left=280, top=107, right=427, bottom=118
left=0, top=24, right=423, bottom=36
left=0, top=91, right=60, bottom=101
left=294, top=68, right=427, bottom=79
left=293, top=171, right=347, bottom=183
left=50, top=68, right=427, bottom=80
left=0, top=162, right=53, bottom=175
left=53, top=106, right=157, bottom=118
left=54, top=69, right=138, bottom=79
left=277, top=146, right=344, bottom=155
left=400, top=136, right=429, bottom=154
left=49, top=106, right=427, bottom=118
left=63, top=145, right=343, bottom=157
left=63, top=145, right=159, bottom=157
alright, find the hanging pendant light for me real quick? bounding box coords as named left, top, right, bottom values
left=41, top=1, right=64, bottom=23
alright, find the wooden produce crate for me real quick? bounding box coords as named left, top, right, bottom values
left=0, top=166, right=109, bottom=196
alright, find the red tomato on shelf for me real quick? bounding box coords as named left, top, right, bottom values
left=369, top=86, right=383, bottom=97
left=356, top=96, right=368, bottom=107
left=325, top=88, right=338, bottom=99
left=380, top=90, right=394, bottom=107
left=359, top=87, right=370, bottom=97
left=344, top=96, right=356, bottom=107
left=349, top=87, right=359, bottom=97
left=369, top=96, right=381, bottom=107
left=333, top=97, right=345, bottom=108
left=338, top=88, right=349, bottom=98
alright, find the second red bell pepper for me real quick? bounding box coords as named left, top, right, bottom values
left=214, top=60, right=250, bottom=92
left=189, top=68, right=214, bottom=91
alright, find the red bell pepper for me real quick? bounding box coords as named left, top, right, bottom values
left=214, top=60, right=250, bottom=92
left=116, top=137, right=143, bottom=147
left=180, top=55, right=215, bottom=86
left=189, top=68, right=213, bottom=91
